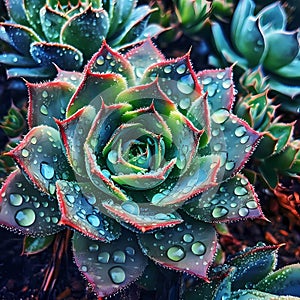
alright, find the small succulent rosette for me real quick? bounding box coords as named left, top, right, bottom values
left=0, top=39, right=263, bottom=297
left=0, top=0, right=164, bottom=78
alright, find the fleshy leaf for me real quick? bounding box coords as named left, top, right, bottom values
left=61, top=6, right=109, bottom=59
left=147, top=155, right=220, bottom=207
left=56, top=105, right=96, bottom=177
left=183, top=173, right=263, bottom=222
left=27, top=80, right=76, bottom=128
left=30, top=42, right=83, bottom=70
left=142, top=54, right=202, bottom=112
left=197, top=67, right=234, bottom=113
left=0, top=53, right=36, bottom=67
left=227, top=244, right=280, bottom=290
left=8, top=125, right=74, bottom=195
left=255, top=264, right=300, bottom=296
left=102, top=198, right=183, bottom=233
left=39, top=5, right=68, bottom=42
left=54, top=67, right=83, bottom=86
left=72, top=229, right=147, bottom=297
left=138, top=213, right=217, bottom=279
left=0, top=170, right=62, bottom=235
left=207, top=112, right=261, bottom=179
left=0, top=23, right=41, bottom=55
left=56, top=180, right=120, bottom=242
left=231, top=289, right=300, bottom=299
left=5, top=0, right=29, bottom=26
left=87, top=40, right=134, bottom=83
left=23, top=235, right=55, bottom=255
left=67, top=71, right=127, bottom=117
left=125, top=39, right=165, bottom=83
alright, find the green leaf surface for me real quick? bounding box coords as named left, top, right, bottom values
left=72, top=229, right=147, bottom=297
left=23, top=235, right=55, bottom=255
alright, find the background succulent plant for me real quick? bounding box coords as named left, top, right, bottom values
left=0, top=39, right=264, bottom=297
left=0, top=0, right=164, bottom=79
left=183, top=243, right=300, bottom=299
left=211, top=0, right=300, bottom=112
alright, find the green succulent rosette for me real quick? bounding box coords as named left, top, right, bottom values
left=211, top=0, right=300, bottom=99
left=0, top=40, right=263, bottom=297
left=0, top=0, right=164, bottom=79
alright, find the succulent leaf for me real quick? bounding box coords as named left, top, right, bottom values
left=7, top=126, right=75, bottom=195
left=231, top=289, right=300, bottom=299
left=72, top=229, right=147, bottom=297
left=23, top=235, right=55, bottom=255
left=27, top=80, right=76, bottom=128
left=0, top=170, right=62, bottom=235
left=183, top=173, right=263, bottom=222
left=56, top=180, right=120, bottom=242
left=138, top=213, right=217, bottom=279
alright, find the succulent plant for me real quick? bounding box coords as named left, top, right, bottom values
left=0, top=0, right=164, bottom=79
left=0, top=39, right=263, bottom=297
left=183, top=243, right=300, bottom=299
left=211, top=0, right=300, bottom=102
left=234, top=81, right=300, bottom=189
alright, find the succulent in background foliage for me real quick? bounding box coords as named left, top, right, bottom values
left=235, top=88, right=300, bottom=189
left=0, top=39, right=263, bottom=297
left=211, top=0, right=300, bottom=105
left=183, top=243, right=300, bottom=299
left=0, top=0, right=164, bottom=79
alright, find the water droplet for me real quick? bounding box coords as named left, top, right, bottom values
left=109, top=266, right=126, bottom=284
left=81, top=265, right=88, bottom=272
left=183, top=233, right=194, bottom=243
left=42, top=90, right=48, bottom=98
left=15, top=208, right=36, bottom=227
left=121, top=201, right=140, bottom=215
left=176, top=64, right=186, bottom=74
left=238, top=207, right=249, bottom=217
left=216, top=72, right=225, bottom=79
left=212, top=206, right=229, bottom=218
left=177, top=75, right=194, bottom=94
left=87, top=214, right=101, bottom=227
left=125, top=247, right=135, bottom=256
left=98, top=251, right=110, bottom=263
left=40, top=162, right=55, bottom=180
left=235, top=126, right=246, bottom=137
left=225, top=161, right=235, bottom=171
left=9, top=193, right=23, bottom=206
left=164, top=65, right=172, bottom=73
left=191, top=241, right=206, bottom=255
left=113, top=250, right=126, bottom=263
left=21, top=149, right=29, bottom=157
left=31, top=137, right=37, bottom=144
left=202, top=77, right=212, bottom=85
left=107, top=150, right=118, bottom=164
left=211, top=109, right=230, bottom=124
left=222, top=79, right=231, bottom=89
left=135, top=67, right=144, bottom=78
left=151, top=193, right=165, bottom=204
left=40, top=104, right=48, bottom=115
left=66, top=194, right=75, bottom=204
left=167, top=246, right=185, bottom=262
left=89, top=244, right=99, bottom=252
left=154, top=232, right=165, bottom=240
left=207, top=83, right=218, bottom=97
left=179, top=97, right=191, bottom=109
left=213, top=143, right=222, bottom=152
left=96, top=56, right=104, bottom=65
left=234, top=186, right=248, bottom=196
left=246, top=201, right=258, bottom=209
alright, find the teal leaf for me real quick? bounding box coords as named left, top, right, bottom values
left=87, top=40, right=134, bottom=83
left=103, top=198, right=183, bottom=232
left=8, top=126, right=74, bottom=195
left=263, top=31, right=299, bottom=70
left=125, top=39, right=165, bottom=83
left=183, top=173, right=263, bottom=222
left=255, top=264, right=300, bottom=296
left=0, top=23, right=41, bottom=55
left=231, top=289, right=300, bottom=299
left=197, top=67, right=234, bottom=113
left=72, top=229, right=147, bottom=297
left=61, top=6, right=109, bottom=59
left=23, top=235, right=55, bottom=255
left=66, top=71, right=127, bottom=116
left=56, top=180, right=120, bottom=242
left=56, top=106, right=97, bottom=178
left=0, top=170, right=62, bottom=235
left=146, top=155, right=220, bottom=207
left=6, top=66, right=55, bottom=79
left=30, top=41, right=83, bottom=71
left=274, top=54, right=300, bottom=79
left=5, top=0, right=29, bottom=26
left=54, top=68, right=83, bottom=87
left=138, top=213, right=217, bottom=279
left=142, top=54, right=202, bottom=113
left=0, top=53, right=36, bottom=67
left=39, top=5, right=68, bottom=42
left=27, top=80, right=76, bottom=128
